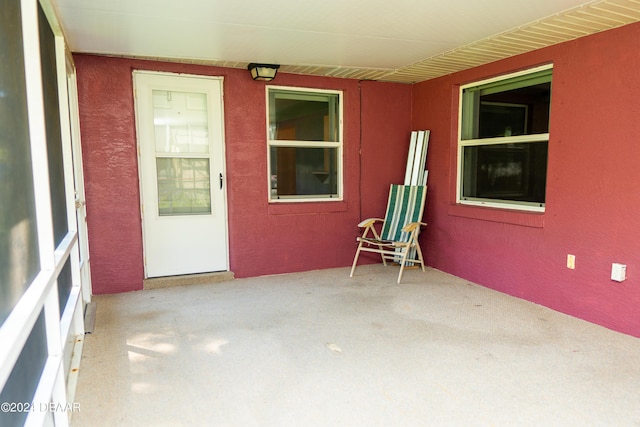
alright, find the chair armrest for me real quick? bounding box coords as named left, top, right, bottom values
left=402, top=221, right=427, bottom=233
left=357, top=218, right=384, bottom=228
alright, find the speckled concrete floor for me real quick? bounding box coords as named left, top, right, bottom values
left=72, top=265, right=640, bottom=427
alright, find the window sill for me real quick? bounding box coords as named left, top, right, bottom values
left=448, top=203, right=544, bottom=228
left=268, top=200, right=348, bottom=215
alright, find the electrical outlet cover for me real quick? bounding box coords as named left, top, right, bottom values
left=611, top=263, right=626, bottom=282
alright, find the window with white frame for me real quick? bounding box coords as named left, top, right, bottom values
left=458, top=65, right=552, bottom=212
left=267, top=87, right=342, bottom=201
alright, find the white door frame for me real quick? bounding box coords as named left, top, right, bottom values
left=65, top=55, right=92, bottom=306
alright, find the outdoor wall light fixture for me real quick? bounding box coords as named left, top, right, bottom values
left=247, top=63, right=280, bottom=81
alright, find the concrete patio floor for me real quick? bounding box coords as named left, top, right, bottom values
left=72, top=264, right=640, bottom=426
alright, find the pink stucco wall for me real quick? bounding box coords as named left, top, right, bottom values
left=76, top=21, right=640, bottom=337
left=414, top=22, right=640, bottom=337
left=74, top=55, right=412, bottom=294
left=360, top=80, right=414, bottom=219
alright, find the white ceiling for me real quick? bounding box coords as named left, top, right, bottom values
left=52, top=0, right=640, bottom=83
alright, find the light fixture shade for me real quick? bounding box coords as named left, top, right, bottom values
left=247, top=63, right=280, bottom=81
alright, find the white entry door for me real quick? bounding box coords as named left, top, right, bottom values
left=134, top=71, right=228, bottom=278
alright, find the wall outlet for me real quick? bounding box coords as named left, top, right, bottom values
left=567, top=254, right=576, bottom=269
left=611, top=263, right=627, bottom=282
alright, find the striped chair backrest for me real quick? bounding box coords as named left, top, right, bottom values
left=380, top=185, right=427, bottom=242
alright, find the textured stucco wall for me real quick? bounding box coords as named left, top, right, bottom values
left=413, top=22, right=640, bottom=337
left=75, top=22, right=640, bottom=337
left=74, top=55, right=412, bottom=294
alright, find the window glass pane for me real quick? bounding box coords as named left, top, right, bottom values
left=0, top=0, right=40, bottom=326
left=270, top=147, right=338, bottom=197
left=57, top=258, right=73, bottom=317
left=462, top=142, right=547, bottom=204
left=269, top=90, right=339, bottom=142
left=153, top=90, right=209, bottom=154
left=459, top=67, right=551, bottom=209
left=462, top=70, right=551, bottom=140
left=39, top=3, right=69, bottom=246
left=0, top=310, right=48, bottom=427
left=157, top=158, right=211, bottom=215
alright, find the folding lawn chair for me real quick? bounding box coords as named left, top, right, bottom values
left=350, top=185, right=427, bottom=284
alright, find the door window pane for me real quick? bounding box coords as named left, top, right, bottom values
left=153, top=91, right=209, bottom=154
left=156, top=158, right=211, bottom=215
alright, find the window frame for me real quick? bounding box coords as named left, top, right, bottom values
left=456, top=64, right=553, bottom=213
left=266, top=85, right=344, bottom=203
